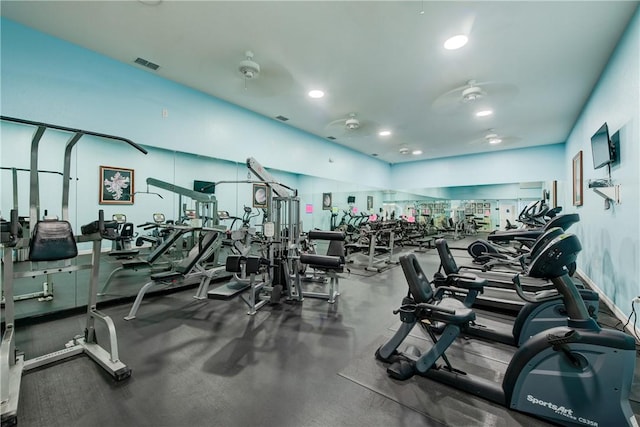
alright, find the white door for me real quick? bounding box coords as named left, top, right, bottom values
left=498, top=204, right=516, bottom=230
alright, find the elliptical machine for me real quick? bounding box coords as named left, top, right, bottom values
left=376, top=233, right=637, bottom=426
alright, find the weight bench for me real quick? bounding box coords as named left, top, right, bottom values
left=414, top=234, right=444, bottom=253
left=124, top=230, right=224, bottom=320
left=298, top=230, right=346, bottom=303
left=99, top=227, right=190, bottom=295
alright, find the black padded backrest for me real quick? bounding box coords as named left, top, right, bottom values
left=400, top=254, right=434, bottom=303
left=29, top=220, right=78, bottom=261
left=121, top=222, right=135, bottom=238
left=326, top=240, right=345, bottom=258
left=529, top=227, right=564, bottom=259
left=174, top=231, right=220, bottom=274
left=145, top=228, right=190, bottom=263
left=528, top=234, right=581, bottom=279
left=544, top=213, right=579, bottom=231
left=435, top=238, right=460, bottom=275
left=308, top=230, right=346, bottom=241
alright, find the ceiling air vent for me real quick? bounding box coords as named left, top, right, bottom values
left=327, top=136, right=336, bottom=140
left=134, top=57, right=160, bottom=71
left=275, top=115, right=289, bottom=122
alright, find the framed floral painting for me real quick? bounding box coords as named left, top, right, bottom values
left=100, top=166, right=134, bottom=204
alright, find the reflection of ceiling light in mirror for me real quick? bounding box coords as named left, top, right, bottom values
left=378, top=130, right=391, bottom=136
left=412, top=150, right=423, bottom=155
left=308, top=90, right=324, bottom=98
left=444, top=35, right=468, bottom=50
left=476, top=110, right=493, bottom=117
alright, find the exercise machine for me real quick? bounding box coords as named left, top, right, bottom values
left=401, top=252, right=598, bottom=347
left=0, top=116, right=146, bottom=426
left=123, top=227, right=226, bottom=320
left=98, top=224, right=192, bottom=296
left=297, top=230, right=346, bottom=304
left=376, top=233, right=637, bottom=426
left=434, top=236, right=587, bottom=314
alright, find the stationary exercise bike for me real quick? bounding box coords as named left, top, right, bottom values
left=376, top=233, right=637, bottom=426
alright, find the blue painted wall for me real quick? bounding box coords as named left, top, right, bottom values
left=390, top=143, right=566, bottom=191
left=563, top=7, right=640, bottom=320
left=0, top=18, right=390, bottom=188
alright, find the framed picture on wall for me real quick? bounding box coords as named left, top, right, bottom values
left=572, top=151, right=583, bottom=206
left=322, top=193, right=332, bottom=210
left=253, top=183, right=269, bottom=209
left=367, top=195, right=373, bottom=210
left=100, top=166, right=134, bottom=204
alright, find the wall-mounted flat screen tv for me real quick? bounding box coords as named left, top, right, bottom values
left=591, top=122, right=614, bottom=169
left=193, top=180, right=215, bottom=194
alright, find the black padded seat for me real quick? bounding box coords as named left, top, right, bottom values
left=300, top=254, right=344, bottom=272
left=400, top=253, right=476, bottom=326
left=122, top=260, right=152, bottom=269
left=225, top=255, right=263, bottom=274
left=307, top=230, right=345, bottom=241
left=421, top=299, right=475, bottom=325
left=109, top=249, right=140, bottom=258
left=454, top=275, right=487, bottom=290
left=150, top=271, right=183, bottom=281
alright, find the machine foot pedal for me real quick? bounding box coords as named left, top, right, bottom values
left=387, top=360, right=416, bottom=381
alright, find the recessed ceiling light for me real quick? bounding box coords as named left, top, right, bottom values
left=444, top=35, right=468, bottom=50
left=308, top=90, right=324, bottom=98
left=412, top=150, right=423, bottom=155
left=476, top=110, right=493, bottom=117
left=378, top=130, right=392, bottom=136
left=489, top=138, right=502, bottom=145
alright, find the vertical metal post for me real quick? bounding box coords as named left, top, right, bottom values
left=11, top=168, right=18, bottom=210
left=62, top=132, right=83, bottom=221
left=85, top=235, right=102, bottom=343
left=2, top=245, right=16, bottom=364
left=29, top=126, right=46, bottom=235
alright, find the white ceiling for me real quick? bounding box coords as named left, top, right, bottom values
left=1, top=1, right=637, bottom=164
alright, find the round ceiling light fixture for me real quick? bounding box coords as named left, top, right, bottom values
left=444, top=34, right=468, bottom=50
left=379, top=130, right=392, bottom=136
left=412, top=150, right=423, bottom=155
left=308, top=89, right=325, bottom=99
left=399, top=147, right=410, bottom=155
left=476, top=109, right=493, bottom=117
left=486, top=132, right=502, bottom=144
left=238, top=51, right=260, bottom=79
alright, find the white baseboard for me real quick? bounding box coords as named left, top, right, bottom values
left=576, top=268, right=640, bottom=344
